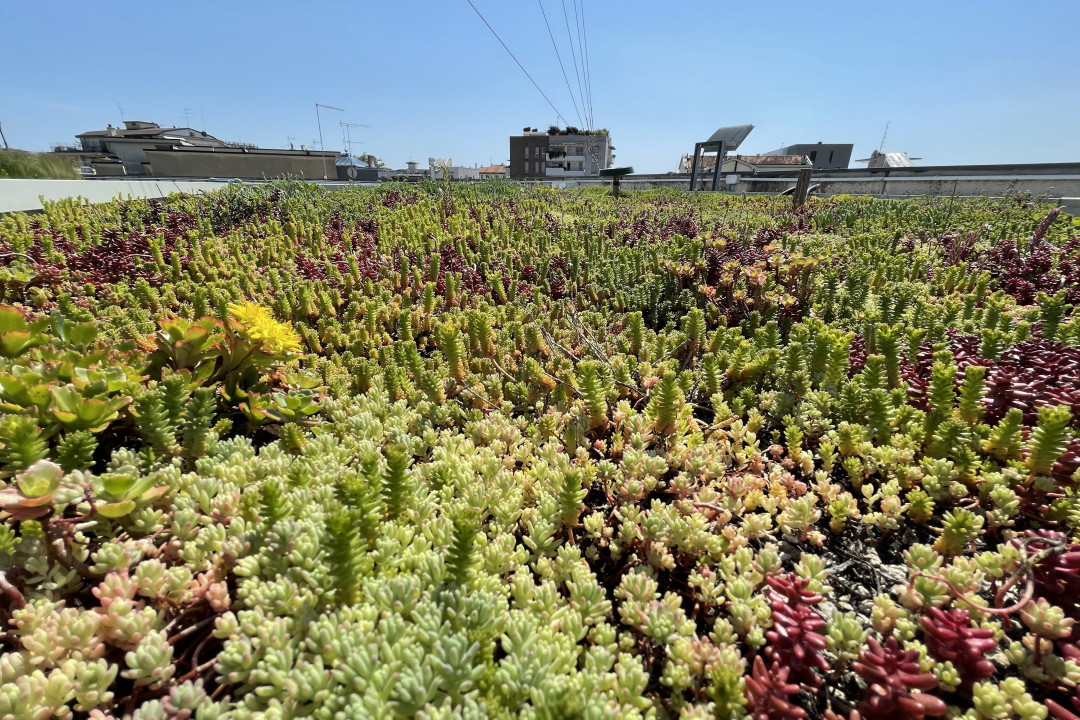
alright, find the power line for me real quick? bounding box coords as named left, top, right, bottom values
left=464, top=0, right=570, bottom=126
left=560, top=0, right=587, bottom=130
left=538, top=0, right=586, bottom=129
left=578, top=0, right=595, bottom=130
left=574, top=0, right=591, bottom=127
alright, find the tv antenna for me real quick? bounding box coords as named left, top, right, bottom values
left=339, top=121, right=371, bottom=155
left=315, top=102, right=343, bottom=179
left=287, top=135, right=296, bottom=150
left=878, top=121, right=891, bottom=152
left=183, top=108, right=196, bottom=128
left=116, top=103, right=126, bottom=121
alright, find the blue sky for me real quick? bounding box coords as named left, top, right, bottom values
left=2, top=1, right=1078, bottom=173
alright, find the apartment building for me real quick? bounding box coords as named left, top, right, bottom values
left=509, top=126, right=613, bottom=180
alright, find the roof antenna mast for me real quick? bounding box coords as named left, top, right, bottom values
left=116, top=103, right=126, bottom=122
left=878, top=121, right=890, bottom=153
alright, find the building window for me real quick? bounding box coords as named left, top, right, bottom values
left=829, top=151, right=834, bottom=164
left=525, top=147, right=530, bottom=160
left=809, top=151, right=818, bottom=162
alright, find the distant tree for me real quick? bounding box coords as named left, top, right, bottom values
left=358, top=153, right=386, bottom=168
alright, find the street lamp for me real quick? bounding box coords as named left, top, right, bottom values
left=315, top=102, right=343, bottom=180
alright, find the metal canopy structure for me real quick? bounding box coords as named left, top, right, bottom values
left=599, top=166, right=634, bottom=197
left=689, top=124, right=754, bottom=191
left=706, top=124, right=754, bottom=147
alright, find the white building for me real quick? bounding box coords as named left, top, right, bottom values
left=428, top=158, right=480, bottom=180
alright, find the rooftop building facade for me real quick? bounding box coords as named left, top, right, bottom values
left=429, top=158, right=480, bottom=181
left=70, top=121, right=228, bottom=175
left=477, top=163, right=508, bottom=180
left=54, top=120, right=342, bottom=178
left=509, top=129, right=549, bottom=180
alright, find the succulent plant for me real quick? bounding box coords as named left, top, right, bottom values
left=0, top=183, right=1077, bottom=718
left=921, top=607, right=998, bottom=688
left=851, top=636, right=947, bottom=720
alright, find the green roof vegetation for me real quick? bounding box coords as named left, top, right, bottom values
left=0, top=149, right=80, bottom=179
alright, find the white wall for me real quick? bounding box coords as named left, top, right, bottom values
left=0, top=178, right=235, bottom=213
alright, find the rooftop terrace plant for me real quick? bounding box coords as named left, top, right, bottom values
left=0, top=183, right=1076, bottom=717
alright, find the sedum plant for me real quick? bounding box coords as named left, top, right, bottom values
left=0, top=183, right=1077, bottom=718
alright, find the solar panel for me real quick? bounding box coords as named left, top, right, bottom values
left=706, top=124, right=754, bottom=150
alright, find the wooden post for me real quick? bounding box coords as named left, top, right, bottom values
left=792, top=168, right=813, bottom=208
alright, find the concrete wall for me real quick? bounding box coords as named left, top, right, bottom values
left=109, top=142, right=155, bottom=175
left=0, top=178, right=235, bottom=214
left=570, top=171, right=1080, bottom=200
left=144, top=149, right=335, bottom=179
left=5, top=173, right=1076, bottom=216
left=90, top=161, right=128, bottom=176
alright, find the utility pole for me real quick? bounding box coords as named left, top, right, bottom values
left=315, top=103, right=343, bottom=180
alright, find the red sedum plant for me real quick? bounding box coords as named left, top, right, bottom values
left=762, top=572, right=830, bottom=688
left=920, top=607, right=998, bottom=688
left=851, top=636, right=947, bottom=720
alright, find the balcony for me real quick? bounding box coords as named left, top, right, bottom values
left=547, top=158, right=586, bottom=167
left=545, top=167, right=585, bottom=177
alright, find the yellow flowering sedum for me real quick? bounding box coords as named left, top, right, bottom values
left=227, top=302, right=302, bottom=355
